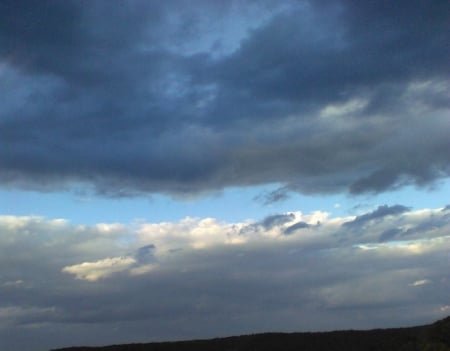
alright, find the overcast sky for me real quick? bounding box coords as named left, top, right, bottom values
left=0, top=1, right=449, bottom=350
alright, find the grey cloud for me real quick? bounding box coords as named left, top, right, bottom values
left=135, top=244, right=156, bottom=264
left=238, top=212, right=295, bottom=234
left=215, top=0, right=448, bottom=112
left=254, top=186, right=291, bottom=205
left=379, top=227, right=404, bottom=242
left=403, top=211, right=450, bottom=237
left=284, top=221, right=310, bottom=235
left=260, top=213, right=295, bottom=230
left=343, top=205, right=410, bottom=228
left=0, top=0, right=449, bottom=197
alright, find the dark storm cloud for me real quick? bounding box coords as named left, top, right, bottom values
left=1, top=0, right=449, bottom=196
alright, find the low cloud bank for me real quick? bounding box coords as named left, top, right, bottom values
left=1, top=206, right=449, bottom=350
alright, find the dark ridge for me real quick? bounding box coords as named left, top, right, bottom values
left=51, top=316, right=450, bottom=351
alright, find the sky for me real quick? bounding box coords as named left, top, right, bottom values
left=0, top=0, right=449, bottom=350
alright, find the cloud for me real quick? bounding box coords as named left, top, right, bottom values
left=62, top=256, right=137, bottom=281
left=254, top=186, right=291, bottom=205
left=1, top=280, right=24, bottom=287
left=284, top=221, right=310, bottom=235
left=135, top=244, right=156, bottom=264
left=1, top=206, right=450, bottom=349
left=343, top=205, right=410, bottom=228
left=0, top=0, right=448, bottom=197
left=441, top=306, right=450, bottom=312
left=0, top=306, right=60, bottom=327
left=260, top=213, right=295, bottom=230
left=410, top=279, right=430, bottom=287
left=379, top=227, right=404, bottom=242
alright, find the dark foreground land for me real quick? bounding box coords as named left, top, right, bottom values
left=53, top=316, right=450, bottom=351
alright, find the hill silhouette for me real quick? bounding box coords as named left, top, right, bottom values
left=52, top=316, right=450, bottom=351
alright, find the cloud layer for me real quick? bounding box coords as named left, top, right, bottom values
left=1, top=0, right=449, bottom=197
left=1, top=205, right=449, bottom=350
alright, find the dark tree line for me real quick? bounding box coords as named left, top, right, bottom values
left=53, top=316, right=450, bottom=351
